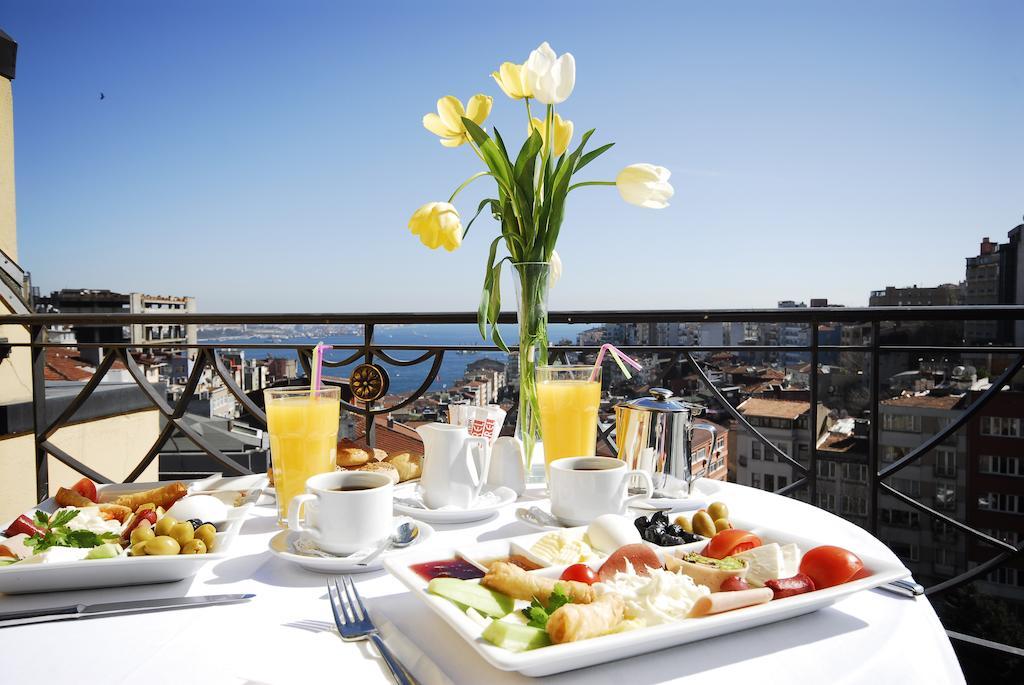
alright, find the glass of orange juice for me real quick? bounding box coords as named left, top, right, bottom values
left=265, top=386, right=341, bottom=526
left=536, top=365, right=602, bottom=478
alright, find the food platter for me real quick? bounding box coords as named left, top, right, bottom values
left=0, top=474, right=266, bottom=594
left=384, top=517, right=911, bottom=677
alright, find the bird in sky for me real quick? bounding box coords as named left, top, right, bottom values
left=99, top=92, right=105, bottom=100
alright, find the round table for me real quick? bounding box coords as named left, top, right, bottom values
left=1, top=481, right=964, bottom=684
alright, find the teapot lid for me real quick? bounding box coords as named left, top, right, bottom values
left=619, top=387, right=695, bottom=413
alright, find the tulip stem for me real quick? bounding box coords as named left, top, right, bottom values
left=448, top=171, right=492, bottom=203
left=568, top=180, right=616, bottom=192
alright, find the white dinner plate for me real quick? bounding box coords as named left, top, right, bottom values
left=385, top=518, right=911, bottom=677
left=268, top=522, right=435, bottom=574
left=0, top=474, right=266, bottom=594
left=392, top=484, right=517, bottom=524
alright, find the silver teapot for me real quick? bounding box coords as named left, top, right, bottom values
left=614, top=387, right=715, bottom=497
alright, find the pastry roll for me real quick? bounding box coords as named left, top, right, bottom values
left=56, top=487, right=94, bottom=508
left=546, top=593, right=625, bottom=644
left=108, top=481, right=187, bottom=511
left=481, top=561, right=596, bottom=605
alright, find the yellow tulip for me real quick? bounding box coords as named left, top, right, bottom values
left=422, top=95, right=493, bottom=147
left=491, top=62, right=533, bottom=100
left=528, top=113, right=574, bottom=157
left=408, top=202, right=463, bottom=251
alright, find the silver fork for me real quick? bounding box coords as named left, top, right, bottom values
left=328, top=577, right=419, bottom=685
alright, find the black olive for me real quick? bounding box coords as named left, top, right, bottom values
left=666, top=524, right=684, bottom=537
left=187, top=519, right=203, bottom=530
left=652, top=511, right=669, bottom=527
left=634, top=516, right=649, bottom=534
left=658, top=532, right=685, bottom=546
left=642, top=527, right=661, bottom=544
left=680, top=531, right=702, bottom=544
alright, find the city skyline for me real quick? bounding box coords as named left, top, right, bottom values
left=3, top=1, right=1022, bottom=312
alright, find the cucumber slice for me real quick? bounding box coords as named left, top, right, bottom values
left=481, top=620, right=552, bottom=652
left=85, top=543, right=122, bottom=560
left=427, top=578, right=513, bottom=618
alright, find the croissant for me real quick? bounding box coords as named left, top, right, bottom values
left=481, top=561, right=596, bottom=605
left=546, top=593, right=626, bottom=643
left=107, top=481, right=187, bottom=511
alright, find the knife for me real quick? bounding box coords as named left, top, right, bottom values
left=0, top=593, right=255, bottom=628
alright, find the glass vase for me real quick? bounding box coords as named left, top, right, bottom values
left=512, top=261, right=550, bottom=479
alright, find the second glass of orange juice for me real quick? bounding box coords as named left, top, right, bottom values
left=536, top=365, right=602, bottom=477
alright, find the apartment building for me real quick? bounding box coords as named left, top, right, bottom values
left=965, top=389, right=1024, bottom=600
left=878, top=392, right=968, bottom=585
left=733, top=397, right=831, bottom=494
left=869, top=283, right=964, bottom=307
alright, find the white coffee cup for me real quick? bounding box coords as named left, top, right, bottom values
left=287, top=471, right=393, bottom=554
left=549, top=456, right=654, bottom=526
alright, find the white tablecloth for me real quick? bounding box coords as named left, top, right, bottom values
left=1, top=481, right=964, bottom=684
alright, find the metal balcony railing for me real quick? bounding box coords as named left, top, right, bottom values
left=1, top=305, right=1023, bottom=664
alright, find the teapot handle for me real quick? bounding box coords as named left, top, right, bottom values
left=467, top=436, right=491, bottom=497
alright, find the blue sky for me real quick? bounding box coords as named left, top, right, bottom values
left=2, top=1, right=1022, bottom=312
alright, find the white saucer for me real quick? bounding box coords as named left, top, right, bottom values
left=633, top=495, right=709, bottom=512
left=392, top=484, right=517, bottom=524
left=268, top=522, right=435, bottom=574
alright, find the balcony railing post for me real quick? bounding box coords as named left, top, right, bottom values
left=868, top=321, right=881, bottom=535
left=808, top=321, right=819, bottom=503
left=364, top=323, right=375, bottom=449
left=30, top=323, right=47, bottom=502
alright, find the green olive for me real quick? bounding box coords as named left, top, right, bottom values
left=195, top=523, right=216, bottom=551
left=144, top=535, right=181, bottom=556
left=673, top=515, right=693, bottom=533
left=154, top=515, right=177, bottom=537
left=129, top=541, right=149, bottom=556
left=180, top=539, right=207, bottom=555
left=714, top=517, right=733, bottom=532
left=130, top=523, right=156, bottom=545
left=707, top=501, right=729, bottom=521
left=692, top=511, right=717, bottom=538
left=169, top=521, right=195, bottom=546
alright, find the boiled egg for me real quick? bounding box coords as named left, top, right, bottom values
left=166, top=495, right=229, bottom=523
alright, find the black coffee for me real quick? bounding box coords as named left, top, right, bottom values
left=572, top=464, right=612, bottom=471
left=332, top=485, right=374, bottom=492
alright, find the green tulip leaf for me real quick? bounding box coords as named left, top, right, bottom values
left=575, top=142, right=614, bottom=173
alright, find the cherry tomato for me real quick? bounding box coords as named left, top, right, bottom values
left=560, top=563, right=598, bottom=585
left=719, top=576, right=750, bottom=592
left=703, top=529, right=763, bottom=559
left=798, top=545, right=865, bottom=589
left=4, top=514, right=42, bottom=538
left=72, top=478, right=98, bottom=503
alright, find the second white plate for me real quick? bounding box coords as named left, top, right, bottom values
left=392, top=484, right=517, bottom=524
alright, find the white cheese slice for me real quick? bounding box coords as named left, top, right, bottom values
left=780, top=543, right=801, bottom=578
left=734, top=543, right=783, bottom=587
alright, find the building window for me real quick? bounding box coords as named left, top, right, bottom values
left=934, top=548, right=958, bottom=568
left=752, top=442, right=762, bottom=460
left=842, top=496, right=867, bottom=516
left=817, top=493, right=836, bottom=511
left=982, top=529, right=1020, bottom=546
left=751, top=474, right=761, bottom=490
left=881, top=508, right=920, bottom=528
left=778, top=475, right=788, bottom=490
left=797, top=444, right=809, bottom=461
left=934, top=448, right=957, bottom=479
left=891, top=477, right=921, bottom=498
left=978, top=492, right=1022, bottom=514
left=883, top=413, right=921, bottom=433
left=981, top=416, right=1022, bottom=438
left=816, top=461, right=836, bottom=479
left=842, top=463, right=868, bottom=483
left=934, top=484, right=957, bottom=510
left=765, top=474, right=776, bottom=492
left=882, top=445, right=908, bottom=464
left=979, top=454, right=1022, bottom=477
left=887, top=541, right=920, bottom=563
left=988, top=567, right=1023, bottom=587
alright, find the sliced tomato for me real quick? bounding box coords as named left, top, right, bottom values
left=120, top=509, right=158, bottom=541
left=798, top=545, right=865, bottom=589
left=71, top=478, right=98, bottom=503
left=560, top=563, right=598, bottom=585
left=704, top=529, right=763, bottom=559
left=719, top=576, right=750, bottom=592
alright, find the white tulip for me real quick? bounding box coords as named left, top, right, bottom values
left=615, top=164, right=674, bottom=209
left=548, top=250, right=563, bottom=288
left=523, top=42, right=575, bottom=105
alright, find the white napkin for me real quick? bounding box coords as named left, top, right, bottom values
left=376, top=615, right=455, bottom=685
left=394, top=485, right=514, bottom=511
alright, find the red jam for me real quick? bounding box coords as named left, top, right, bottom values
left=410, top=558, right=484, bottom=581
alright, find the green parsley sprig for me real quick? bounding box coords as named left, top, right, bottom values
left=521, top=583, right=572, bottom=629
left=24, top=509, right=119, bottom=553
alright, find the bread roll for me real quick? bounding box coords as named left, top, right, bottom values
left=384, top=452, right=422, bottom=482
left=357, top=461, right=400, bottom=485
left=337, top=447, right=371, bottom=468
